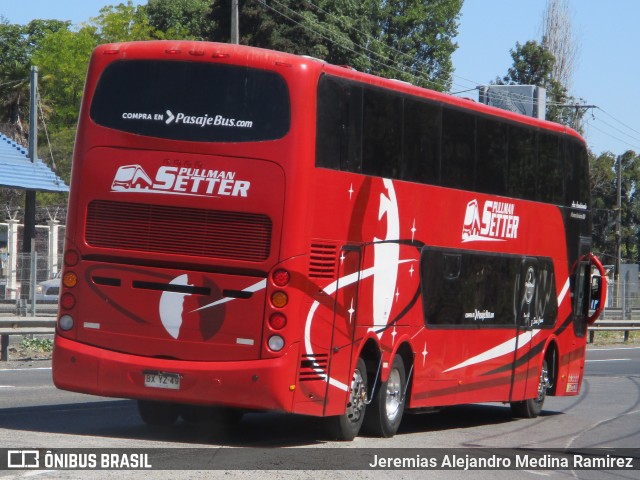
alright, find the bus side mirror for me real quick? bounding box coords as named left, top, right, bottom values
left=590, top=276, right=602, bottom=312
left=587, top=254, right=606, bottom=325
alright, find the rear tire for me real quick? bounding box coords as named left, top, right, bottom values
left=363, top=355, right=407, bottom=437
left=326, top=357, right=368, bottom=441
left=511, top=359, right=549, bottom=418
left=137, top=400, right=179, bottom=426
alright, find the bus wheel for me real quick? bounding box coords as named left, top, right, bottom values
left=326, top=357, right=368, bottom=441
left=363, top=355, right=407, bottom=437
left=511, top=359, right=550, bottom=418
left=137, top=400, right=179, bottom=426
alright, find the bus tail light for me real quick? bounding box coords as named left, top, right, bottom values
left=272, top=269, right=290, bottom=287
left=269, top=313, right=287, bottom=330
left=59, top=314, right=74, bottom=331
left=64, top=250, right=79, bottom=267
left=267, top=335, right=285, bottom=352
left=270, top=291, right=288, bottom=308
left=60, top=293, right=76, bottom=310
left=62, top=272, right=78, bottom=289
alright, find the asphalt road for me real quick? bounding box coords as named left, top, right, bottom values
left=0, top=345, right=638, bottom=479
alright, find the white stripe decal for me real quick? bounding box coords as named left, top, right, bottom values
left=558, top=278, right=570, bottom=306
left=442, top=276, right=571, bottom=373
left=443, top=330, right=541, bottom=373
left=304, top=259, right=414, bottom=391
left=190, top=279, right=267, bottom=313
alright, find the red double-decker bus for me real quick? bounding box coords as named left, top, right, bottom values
left=53, top=40, right=606, bottom=440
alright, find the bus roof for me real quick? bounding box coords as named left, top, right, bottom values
left=93, top=40, right=584, bottom=144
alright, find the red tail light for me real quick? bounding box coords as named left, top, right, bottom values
left=272, top=269, right=290, bottom=287
left=60, top=293, right=76, bottom=310
left=269, top=313, right=287, bottom=330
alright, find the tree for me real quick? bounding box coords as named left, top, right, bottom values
left=0, top=18, right=70, bottom=141
left=497, top=40, right=575, bottom=125
left=590, top=151, right=617, bottom=263
left=541, top=0, right=578, bottom=91
left=92, top=1, right=156, bottom=42
left=146, top=0, right=213, bottom=39
left=31, top=25, right=98, bottom=130
left=370, top=0, right=462, bottom=90
left=207, top=0, right=463, bottom=91
left=590, top=150, right=640, bottom=266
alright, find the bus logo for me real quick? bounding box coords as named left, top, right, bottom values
left=112, top=165, right=153, bottom=191
left=111, top=164, right=251, bottom=198
left=462, top=199, right=520, bottom=243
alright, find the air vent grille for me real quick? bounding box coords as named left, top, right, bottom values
left=86, top=200, right=272, bottom=262
left=309, top=243, right=336, bottom=278
left=299, top=353, right=329, bottom=382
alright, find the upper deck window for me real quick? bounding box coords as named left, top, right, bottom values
left=90, top=60, right=290, bottom=142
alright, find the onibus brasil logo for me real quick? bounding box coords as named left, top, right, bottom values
left=111, top=164, right=251, bottom=198
left=462, top=199, right=520, bottom=242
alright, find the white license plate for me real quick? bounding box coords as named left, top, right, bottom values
left=143, top=371, right=181, bottom=390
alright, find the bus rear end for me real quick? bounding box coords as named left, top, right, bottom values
left=53, top=41, right=311, bottom=418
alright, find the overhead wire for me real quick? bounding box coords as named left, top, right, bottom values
left=259, top=0, right=445, bottom=91
left=262, top=0, right=640, bottom=155
left=37, top=91, right=57, bottom=171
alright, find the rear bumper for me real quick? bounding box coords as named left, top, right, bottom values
left=52, top=335, right=299, bottom=412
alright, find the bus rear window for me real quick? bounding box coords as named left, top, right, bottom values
left=90, top=60, right=290, bottom=142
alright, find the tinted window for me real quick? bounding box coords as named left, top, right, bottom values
left=538, top=133, right=563, bottom=204
left=316, top=76, right=362, bottom=172
left=476, top=117, right=508, bottom=196
left=564, top=139, right=590, bottom=208
left=421, top=248, right=557, bottom=328
left=90, top=60, right=290, bottom=142
left=508, top=126, right=537, bottom=199
left=441, top=108, right=475, bottom=189
left=315, top=74, right=588, bottom=210
left=362, top=87, right=403, bottom=178
left=402, top=98, right=441, bottom=184
left=421, top=248, right=519, bottom=327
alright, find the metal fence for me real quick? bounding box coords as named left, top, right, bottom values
left=0, top=221, right=64, bottom=316
left=605, top=278, right=640, bottom=311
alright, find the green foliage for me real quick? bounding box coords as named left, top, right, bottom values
left=497, top=39, right=587, bottom=131
left=208, top=0, right=462, bottom=91
left=32, top=26, right=98, bottom=129
left=20, top=336, right=53, bottom=352
left=146, top=0, right=212, bottom=39
left=0, top=18, right=71, bottom=126
left=93, top=1, right=157, bottom=42
left=371, top=0, right=462, bottom=90
left=590, top=150, right=640, bottom=266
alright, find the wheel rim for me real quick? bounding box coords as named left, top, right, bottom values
left=346, top=368, right=367, bottom=423
left=536, top=362, right=549, bottom=404
left=385, top=367, right=403, bottom=422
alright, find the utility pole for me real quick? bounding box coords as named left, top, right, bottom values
left=231, top=0, right=239, bottom=44
left=615, top=154, right=622, bottom=307
left=21, top=65, right=38, bottom=312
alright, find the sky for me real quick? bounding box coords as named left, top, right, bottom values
left=1, top=0, right=638, bottom=157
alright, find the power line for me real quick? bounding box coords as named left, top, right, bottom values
left=597, top=107, right=640, bottom=138
left=261, top=1, right=584, bottom=112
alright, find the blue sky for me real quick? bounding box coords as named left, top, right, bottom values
left=2, top=0, right=636, bottom=156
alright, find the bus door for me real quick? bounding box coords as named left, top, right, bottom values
left=573, top=239, right=593, bottom=338
left=323, top=245, right=362, bottom=416
left=510, top=257, right=539, bottom=401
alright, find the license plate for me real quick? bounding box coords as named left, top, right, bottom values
left=143, top=371, right=181, bottom=390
